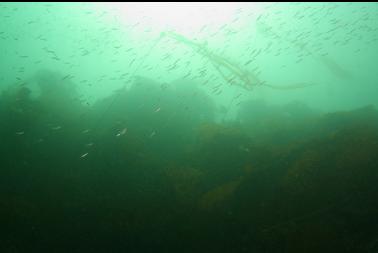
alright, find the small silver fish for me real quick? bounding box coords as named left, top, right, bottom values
left=80, top=152, right=89, bottom=158
left=116, top=128, right=127, bottom=137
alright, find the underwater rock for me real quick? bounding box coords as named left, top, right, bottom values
left=198, top=177, right=243, bottom=211
left=164, top=166, right=204, bottom=206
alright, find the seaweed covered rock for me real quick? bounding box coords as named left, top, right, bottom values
left=282, top=112, right=378, bottom=201
left=318, top=104, right=378, bottom=136
left=198, top=177, right=243, bottom=211
left=164, top=165, right=204, bottom=207
left=90, top=76, right=215, bottom=162
left=237, top=99, right=321, bottom=145
left=192, top=122, right=251, bottom=188
left=30, top=69, right=88, bottom=123
left=216, top=105, right=378, bottom=250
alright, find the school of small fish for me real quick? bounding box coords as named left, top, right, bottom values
left=1, top=2, right=377, bottom=158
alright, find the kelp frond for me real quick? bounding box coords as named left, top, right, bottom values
left=161, top=31, right=315, bottom=91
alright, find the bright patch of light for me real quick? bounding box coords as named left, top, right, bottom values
left=95, top=2, right=265, bottom=37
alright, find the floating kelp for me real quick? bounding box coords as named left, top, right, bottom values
left=159, top=31, right=314, bottom=91
left=316, top=55, right=354, bottom=80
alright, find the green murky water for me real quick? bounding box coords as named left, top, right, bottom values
left=1, top=2, right=378, bottom=252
